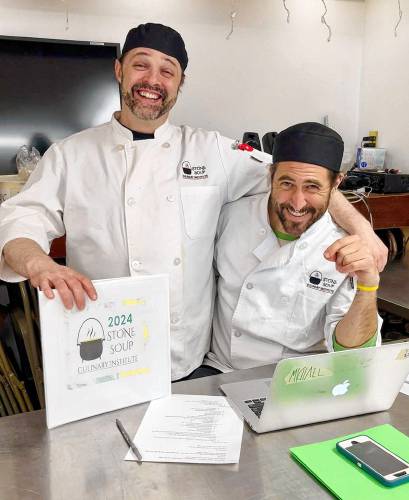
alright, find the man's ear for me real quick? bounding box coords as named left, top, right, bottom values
left=333, top=173, right=344, bottom=190
left=114, top=59, right=122, bottom=84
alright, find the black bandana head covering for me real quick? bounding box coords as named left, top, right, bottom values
left=121, top=23, right=188, bottom=71
left=272, top=122, right=344, bottom=172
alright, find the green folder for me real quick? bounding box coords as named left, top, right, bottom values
left=290, top=424, right=409, bottom=499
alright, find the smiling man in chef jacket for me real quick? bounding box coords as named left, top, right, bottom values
left=0, top=24, right=385, bottom=381
left=207, top=122, right=382, bottom=372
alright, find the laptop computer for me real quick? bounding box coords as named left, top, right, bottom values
left=220, top=342, right=409, bottom=433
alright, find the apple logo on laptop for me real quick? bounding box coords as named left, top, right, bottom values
left=332, top=380, right=350, bottom=397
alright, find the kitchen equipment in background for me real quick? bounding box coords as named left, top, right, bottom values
left=262, top=132, right=278, bottom=155
left=242, top=132, right=262, bottom=151
left=361, top=130, right=378, bottom=148
left=356, top=130, right=385, bottom=170
left=356, top=147, right=386, bottom=170
left=340, top=170, right=409, bottom=194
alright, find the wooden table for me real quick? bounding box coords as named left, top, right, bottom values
left=352, top=192, right=409, bottom=229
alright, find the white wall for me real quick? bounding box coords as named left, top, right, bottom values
left=0, top=0, right=366, bottom=156
left=359, top=0, right=409, bottom=172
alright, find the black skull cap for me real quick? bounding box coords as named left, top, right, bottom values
left=273, top=122, right=344, bottom=172
left=121, top=23, right=188, bottom=71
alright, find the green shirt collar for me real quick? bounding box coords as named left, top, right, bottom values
left=273, top=230, right=299, bottom=242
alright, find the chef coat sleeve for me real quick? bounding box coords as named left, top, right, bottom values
left=324, top=278, right=382, bottom=352
left=0, top=143, right=66, bottom=282
left=216, top=134, right=270, bottom=202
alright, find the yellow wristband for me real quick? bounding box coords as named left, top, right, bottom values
left=357, top=283, right=379, bottom=292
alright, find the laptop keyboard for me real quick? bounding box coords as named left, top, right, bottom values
left=244, top=398, right=266, bottom=418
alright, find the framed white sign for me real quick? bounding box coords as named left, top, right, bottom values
left=39, top=275, right=170, bottom=428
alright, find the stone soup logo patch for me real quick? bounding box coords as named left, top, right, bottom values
left=181, top=160, right=208, bottom=180
left=307, top=270, right=337, bottom=294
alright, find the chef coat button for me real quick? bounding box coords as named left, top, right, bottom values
left=233, top=330, right=242, bottom=338
left=246, top=282, right=254, bottom=290
left=173, top=257, right=181, bottom=266
left=127, top=197, right=136, bottom=207
left=299, top=242, right=308, bottom=250
left=166, top=194, right=175, bottom=202
left=131, top=260, right=142, bottom=271
left=259, top=228, right=267, bottom=235
left=162, top=142, right=170, bottom=148
left=117, top=144, right=125, bottom=151
left=170, top=312, right=180, bottom=324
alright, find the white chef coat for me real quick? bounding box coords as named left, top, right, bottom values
left=207, top=193, right=382, bottom=372
left=0, top=113, right=270, bottom=380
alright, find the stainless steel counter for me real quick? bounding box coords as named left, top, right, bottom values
left=0, top=364, right=408, bottom=500
left=378, top=252, right=409, bottom=320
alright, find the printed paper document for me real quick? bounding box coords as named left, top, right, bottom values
left=125, top=394, right=243, bottom=463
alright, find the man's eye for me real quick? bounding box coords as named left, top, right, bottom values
left=133, top=64, right=146, bottom=69
left=162, top=69, right=174, bottom=77
left=306, top=185, right=320, bottom=191
left=280, top=182, right=292, bottom=189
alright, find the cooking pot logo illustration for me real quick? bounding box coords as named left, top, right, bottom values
left=309, top=271, right=322, bottom=285
left=77, top=318, right=105, bottom=361
left=182, top=160, right=192, bottom=175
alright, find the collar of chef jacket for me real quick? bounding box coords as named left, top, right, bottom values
left=111, top=111, right=173, bottom=143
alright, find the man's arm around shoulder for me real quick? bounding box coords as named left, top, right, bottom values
left=328, top=190, right=387, bottom=272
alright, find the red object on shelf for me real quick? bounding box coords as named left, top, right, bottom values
left=238, top=143, right=254, bottom=152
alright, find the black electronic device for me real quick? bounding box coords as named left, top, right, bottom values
left=339, top=172, right=371, bottom=191
left=262, top=132, right=277, bottom=155
left=361, top=136, right=377, bottom=148
left=242, top=132, right=262, bottom=151
left=0, top=36, right=120, bottom=174
left=340, top=170, right=409, bottom=194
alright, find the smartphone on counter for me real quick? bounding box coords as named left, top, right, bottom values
left=336, top=435, right=409, bottom=487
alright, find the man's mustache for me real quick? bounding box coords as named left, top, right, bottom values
left=279, top=203, right=316, bottom=215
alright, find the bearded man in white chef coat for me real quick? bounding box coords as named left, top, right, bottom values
left=0, top=24, right=385, bottom=381
left=207, top=122, right=382, bottom=372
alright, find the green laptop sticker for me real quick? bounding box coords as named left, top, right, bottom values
left=271, top=351, right=368, bottom=402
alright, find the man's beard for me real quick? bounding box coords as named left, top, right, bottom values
left=121, top=81, right=178, bottom=121
left=271, top=199, right=328, bottom=236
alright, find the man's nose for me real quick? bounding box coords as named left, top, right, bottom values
left=144, top=67, right=161, bottom=86
left=289, top=188, right=307, bottom=211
